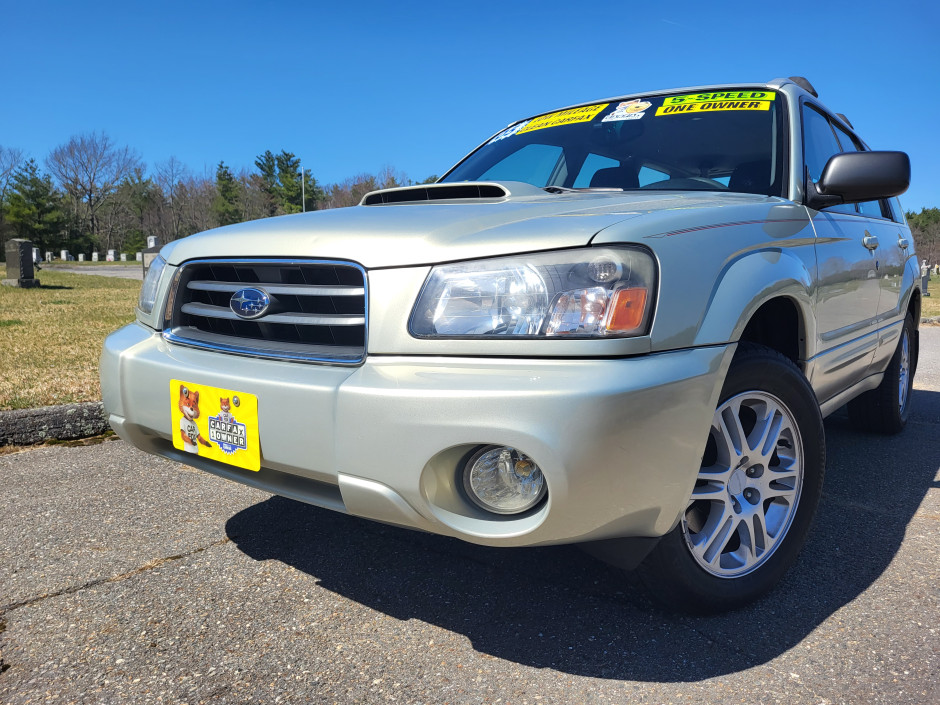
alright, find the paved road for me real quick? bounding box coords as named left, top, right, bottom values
left=1, top=331, right=938, bottom=704
left=46, top=264, right=144, bottom=280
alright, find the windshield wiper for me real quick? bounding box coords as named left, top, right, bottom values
left=543, top=186, right=628, bottom=194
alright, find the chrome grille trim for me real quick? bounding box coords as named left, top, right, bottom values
left=187, top=280, right=364, bottom=297
left=180, top=302, right=365, bottom=327
left=163, top=258, right=368, bottom=365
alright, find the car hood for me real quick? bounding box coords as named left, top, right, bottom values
left=163, top=185, right=782, bottom=268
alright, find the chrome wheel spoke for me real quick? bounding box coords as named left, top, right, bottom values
left=763, top=472, right=798, bottom=500
left=717, top=404, right=746, bottom=463
left=898, top=331, right=910, bottom=412
left=691, top=481, right=727, bottom=500
left=690, top=504, right=735, bottom=566
left=683, top=389, right=804, bottom=579
left=752, top=406, right=784, bottom=460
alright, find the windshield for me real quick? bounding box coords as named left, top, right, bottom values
left=442, top=89, right=786, bottom=196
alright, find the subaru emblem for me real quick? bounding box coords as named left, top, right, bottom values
left=230, top=287, right=271, bottom=319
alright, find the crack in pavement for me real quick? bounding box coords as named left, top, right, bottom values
left=0, top=537, right=231, bottom=615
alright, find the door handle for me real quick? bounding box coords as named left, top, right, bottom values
left=863, top=234, right=879, bottom=251
left=898, top=236, right=909, bottom=249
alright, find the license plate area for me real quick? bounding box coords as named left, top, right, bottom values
left=170, top=379, right=260, bottom=471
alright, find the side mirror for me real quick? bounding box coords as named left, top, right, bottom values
left=805, top=151, right=910, bottom=211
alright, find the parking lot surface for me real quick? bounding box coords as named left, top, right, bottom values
left=1, top=330, right=938, bottom=704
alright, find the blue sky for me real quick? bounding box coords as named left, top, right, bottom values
left=2, top=0, right=938, bottom=211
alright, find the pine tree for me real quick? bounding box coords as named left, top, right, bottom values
left=6, top=159, right=65, bottom=252
left=212, top=161, right=241, bottom=227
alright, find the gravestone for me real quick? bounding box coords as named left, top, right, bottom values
left=32, top=247, right=40, bottom=264
left=120, top=253, right=127, bottom=262
left=78, top=254, right=85, bottom=262
left=143, top=236, right=162, bottom=276
left=106, top=249, right=116, bottom=262
left=60, top=249, right=69, bottom=261
left=2, top=239, right=40, bottom=288
left=92, top=252, right=99, bottom=262
left=136, top=252, right=142, bottom=262
left=45, top=252, right=53, bottom=262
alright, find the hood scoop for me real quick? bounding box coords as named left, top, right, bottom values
left=361, top=180, right=544, bottom=205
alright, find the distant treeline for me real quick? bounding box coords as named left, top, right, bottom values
left=1, top=135, right=937, bottom=262
left=907, top=207, right=940, bottom=265
left=0, top=134, right=437, bottom=258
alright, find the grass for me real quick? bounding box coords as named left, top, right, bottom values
left=922, top=290, right=940, bottom=319
left=0, top=270, right=139, bottom=410
left=0, top=265, right=935, bottom=412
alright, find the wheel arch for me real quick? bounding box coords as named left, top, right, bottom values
left=693, top=249, right=815, bottom=363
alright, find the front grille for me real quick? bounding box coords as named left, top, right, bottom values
left=163, top=259, right=367, bottom=364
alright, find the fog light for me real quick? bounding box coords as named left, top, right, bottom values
left=463, top=446, right=547, bottom=514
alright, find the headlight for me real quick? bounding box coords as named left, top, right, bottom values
left=409, top=247, right=655, bottom=338
left=138, top=255, right=166, bottom=315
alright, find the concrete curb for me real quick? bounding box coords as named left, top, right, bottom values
left=0, top=402, right=109, bottom=446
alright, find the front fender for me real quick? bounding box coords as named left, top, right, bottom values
left=693, top=249, right=816, bottom=355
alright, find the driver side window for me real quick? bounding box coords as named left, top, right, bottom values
left=802, top=105, right=856, bottom=215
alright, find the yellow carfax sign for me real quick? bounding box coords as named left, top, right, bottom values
left=518, top=103, right=609, bottom=133
left=170, top=379, right=260, bottom=471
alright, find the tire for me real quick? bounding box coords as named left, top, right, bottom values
left=847, top=313, right=916, bottom=435
left=639, top=343, right=826, bottom=614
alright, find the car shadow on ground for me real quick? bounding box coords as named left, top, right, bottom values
left=225, top=389, right=939, bottom=681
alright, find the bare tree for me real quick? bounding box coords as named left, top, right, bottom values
left=46, top=132, right=141, bottom=249
left=326, top=173, right=380, bottom=209
left=177, top=175, right=215, bottom=235
left=0, top=145, right=26, bottom=252
left=155, top=156, right=189, bottom=242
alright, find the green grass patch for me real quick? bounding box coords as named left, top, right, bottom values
left=922, top=291, right=940, bottom=319
left=0, top=270, right=139, bottom=410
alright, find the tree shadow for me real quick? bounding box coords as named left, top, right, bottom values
left=225, top=389, right=939, bottom=681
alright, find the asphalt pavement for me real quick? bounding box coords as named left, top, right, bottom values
left=1, top=330, right=938, bottom=704
left=46, top=264, right=144, bottom=280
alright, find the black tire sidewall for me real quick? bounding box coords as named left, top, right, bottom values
left=646, top=345, right=826, bottom=612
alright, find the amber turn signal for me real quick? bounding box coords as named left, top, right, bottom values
left=606, top=287, right=648, bottom=333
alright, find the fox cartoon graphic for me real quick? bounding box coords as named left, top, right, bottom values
left=178, top=385, right=212, bottom=453
left=218, top=397, right=234, bottom=424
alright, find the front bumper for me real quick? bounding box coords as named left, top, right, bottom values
left=102, top=323, right=733, bottom=547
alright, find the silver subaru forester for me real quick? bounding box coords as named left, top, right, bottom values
left=102, top=77, right=918, bottom=612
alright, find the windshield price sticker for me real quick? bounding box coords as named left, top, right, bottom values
left=663, top=91, right=775, bottom=105
left=657, top=91, right=774, bottom=116
left=517, top=104, right=609, bottom=134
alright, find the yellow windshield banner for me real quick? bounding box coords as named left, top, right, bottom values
left=517, top=104, right=609, bottom=134
left=663, top=91, right=776, bottom=105
left=656, top=100, right=772, bottom=116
